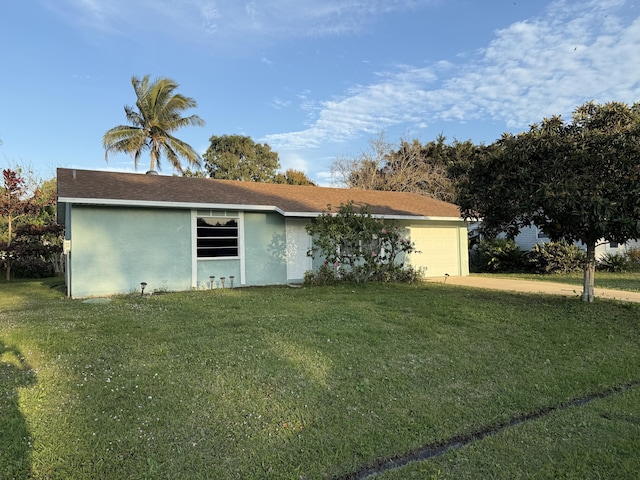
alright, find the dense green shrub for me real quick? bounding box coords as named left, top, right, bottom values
left=3, top=224, right=63, bottom=279
left=11, top=256, right=56, bottom=278
left=527, top=240, right=586, bottom=274
left=473, top=238, right=526, bottom=272
left=624, top=247, right=640, bottom=272
left=303, top=263, right=424, bottom=286
left=598, top=252, right=630, bottom=272
left=303, top=264, right=339, bottom=286
left=305, top=202, right=417, bottom=284
left=598, top=248, right=640, bottom=272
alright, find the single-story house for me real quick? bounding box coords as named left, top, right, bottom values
left=57, top=168, right=469, bottom=298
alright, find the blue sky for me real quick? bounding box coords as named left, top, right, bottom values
left=1, top=0, right=640, bottom=185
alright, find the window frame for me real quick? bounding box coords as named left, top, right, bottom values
left=196, top=215, right=240, bottom=259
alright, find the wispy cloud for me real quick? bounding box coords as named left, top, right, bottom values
left=267, top=66, right=440, bottom=148
left=269, top=97, right=291, bottom=109
left=266, top=0, right=640, bottom=149
left=200, top=2, right=220, bottom=35
left=46, top=0, right=437, bottom=43
left=42, top=0, right=125, bottom=33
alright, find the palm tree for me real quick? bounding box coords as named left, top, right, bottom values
left=103, top=75, right=205, bottom=173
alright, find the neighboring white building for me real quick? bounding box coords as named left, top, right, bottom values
left=469, top=222, right=640, bottom=259
left=511, top=224, right=640, bottom=259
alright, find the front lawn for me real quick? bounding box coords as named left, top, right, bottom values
left=473, top=271, right=640, bottom=292
left=1, top=279, right=639, bottom=479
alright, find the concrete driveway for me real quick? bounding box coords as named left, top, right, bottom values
left=432, top=275, right=640, bottom=303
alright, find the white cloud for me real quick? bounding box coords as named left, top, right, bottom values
left=278, top=151, right=309, bottom=172
left=266, top=0, right=640, bottom=149
left=266, top=65, right=439, bottom=148
left=42, top=0, right=124, bottom=33
left=313, top=169, right=336, bottom=187
left=269, top=97, right=291, bottom=109
left=47, top=0, right=437, bottom=43
left=200, top=2, right=220, bottom=35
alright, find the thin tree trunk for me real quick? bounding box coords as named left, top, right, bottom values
left=5, top=217, right=12, bottom=282
left=582, top=241, right=596, bottom=303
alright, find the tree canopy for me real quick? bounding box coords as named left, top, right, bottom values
left=203, top=135, right=280, bottom=181
left=459, top=101, right=640, bottom=302
left=203, top=135, right=314, bottom=184
left=273, top=169, right=315, bottom=186
left=331, top=133, right=484, bottom=203
left=1, top=168, right=60, bottom=280
left=103, top=75, right=205, bottom=173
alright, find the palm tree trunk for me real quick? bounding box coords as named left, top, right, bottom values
left=149, top=149, right=157, bottom=172
left=582, top=241, right=596, bottom=303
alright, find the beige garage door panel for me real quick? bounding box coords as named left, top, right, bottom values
left=410, top=227, right=460, bottom=277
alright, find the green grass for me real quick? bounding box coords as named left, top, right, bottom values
left=473, top=271, right=640, bottom=292
left=1, top=278, right=639, bottom=479
left=378, top=387, right=640, bottom=479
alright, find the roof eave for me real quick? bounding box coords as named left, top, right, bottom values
left=57, top=197, right=464, bottom=222
left=57, top=197, right=285, bottom=215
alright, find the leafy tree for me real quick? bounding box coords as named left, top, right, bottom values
left=103, top=75, right=205, bottom=173
left=460, top=101, right=640, bottom=302
left=0, top=168, right=56, bottom=280
left=331, top=132, right=391, bottom=190
left=331, top=133, right=486, bottom=202
left=10, top=223, right=63, bottom=278
left=186, top=156, right=314, bottom=185
left=305, top=202, right=417, bottom=283
left=273, top=168, right=315, bottom=186
left=203, top=135, right=282, bottom=182
left=181, top=167, right=207, bottom=178
left=391, top=137, right=490, bottom=202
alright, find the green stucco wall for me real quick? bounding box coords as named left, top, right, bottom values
left=243, top=212, right=287, bottom=285
left=197, top=260, right=240, bottom=289
left=69, top=206, right=192, bottom=297
left=65, top=204, right=467, bottom=297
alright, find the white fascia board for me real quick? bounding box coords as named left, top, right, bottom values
left=376, top=215, right=464, bottom=222
left=58, top=197, right=285, bottom=215
left=281, top=212, right=463, bottom=221
left=58, top=197, right=464, bottom=222
left=281, top=212, right=320, bottom=218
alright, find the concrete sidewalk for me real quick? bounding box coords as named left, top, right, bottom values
left=431, top=275, right=640, bottom=303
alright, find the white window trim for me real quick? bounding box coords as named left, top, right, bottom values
left=239, top=212, right=246, bottom=285
left=191, top=210, right=245, bottom=288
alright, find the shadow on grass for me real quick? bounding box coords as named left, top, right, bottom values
left=0, top=341, right=36, bottom=478
left=338, top=379, right=640, bottom=480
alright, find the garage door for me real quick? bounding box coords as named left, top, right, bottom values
left=409, top=226, right=461, bottom=277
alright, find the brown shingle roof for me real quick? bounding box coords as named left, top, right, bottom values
left=57, top=168, right=462, bottom=219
